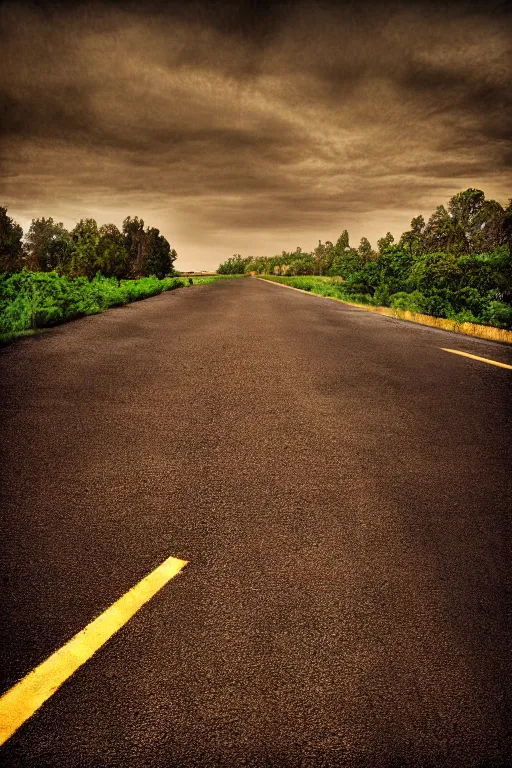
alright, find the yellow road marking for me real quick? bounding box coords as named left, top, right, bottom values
left=0, top=555, right=188, bottom=746
left=441, top=348, right=512, bottom=370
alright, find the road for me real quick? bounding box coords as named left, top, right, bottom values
left=1, top=277, right=511, bottom=767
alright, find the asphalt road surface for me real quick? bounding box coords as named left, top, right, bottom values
left=1, top=277, right=511, bottom=767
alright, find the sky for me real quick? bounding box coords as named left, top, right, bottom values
left=1, top=0, right=511, bottom=271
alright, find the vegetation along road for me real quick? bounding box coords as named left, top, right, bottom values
left=1, top=277, right=511, bottom=767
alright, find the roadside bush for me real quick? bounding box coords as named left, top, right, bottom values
left=345, top=293, right=372, bottom=305
left=0, top=271, right=185, bottom=335
left=483, top=301, right=512, bottom=328
left=389, top=291, right=427, bottom=313
left=448, top=309, right=479, bottom=325
left=423, top=292, right=454, bottom=319
left=372, top=284, right=391, bottom=307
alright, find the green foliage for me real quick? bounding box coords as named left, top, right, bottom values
left=231, top=186, right=512, bottom=328
left=289, top=254, right=316, bottom=275
left=377, top=232, right=394, bottom=255
left=423, top=205, right=453, bottom=253
left=25, top=217, right=72, bottom=272
left=0, top=207, right=24, bottom=272
left=122, top=216, right=146, bottom=277
left=141, top=227, right=175, bottom=279
left=358, top=237, right=375, bottom=262
left=259, top=275, right=360, bottom=301
left=97, top=224, right=130, bottom=279
left=217, top=255, right=250, bottom=274
left=389, top=291, right=427, bottom=313
left=0, top=208, right=179, bottom=283
left=407, top=251, right=462, bottom=293
left=482, top=301, right=512, bottom=329
left=67, top=218, right=100, bottom=279
left=0, top=186, right=510, bottom=334
left=0, top=271, right=185, bottom=335
left=187, top=274, right=247, bottom=284
left=258, top=243, right=511, bottom=329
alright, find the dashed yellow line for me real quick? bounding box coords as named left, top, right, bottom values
left=441, top=348, right=512, bottom=370
left=0, top=554, right=188, bottom=746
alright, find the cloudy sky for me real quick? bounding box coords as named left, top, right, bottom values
left=1, top=0, right=511, bottom=270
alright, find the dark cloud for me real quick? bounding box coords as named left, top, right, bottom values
left=0, top=0, right=510, bottom=269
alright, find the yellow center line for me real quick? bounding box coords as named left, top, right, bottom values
left=0, top=554, right=188, bottom=746
left=441, top=348, right=512, bottom=370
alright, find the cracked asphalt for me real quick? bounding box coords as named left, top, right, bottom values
left=1, top=277, right=511, bottom=767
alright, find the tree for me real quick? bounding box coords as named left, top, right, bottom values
left=377, top=232, right=394, bottom=255
left=122, top=216, right=147, bottom=277
left=290, top=253, right=315, bottom=275
left=67, top=218, right=100, bottom=278
left=470, top=199, right=506, bottom=253
left=337, top=230, right=350, bottom=250
left=217, top=254, right=248, bottom=274
left=399, top=215, right=425, bottom=254
left=327, top=230, right=356, bottom=276
left=423, top=205, right=454, bottom=253
left=358, top=237, right=375, bottom=263
left=97, top=224, right=130, bottom=279
left=314, top=240, right=334, bottom=275
left=141, top=227, right=175, bottom=279
left=25, top=217, right=71, bottom=272
left=0, top=207, right=24, bottom=272
left=329, top=248, right=360, bottom=278
left=447, top=188, right=486, bottom=254
left=408, top=251, right=462, bottom=294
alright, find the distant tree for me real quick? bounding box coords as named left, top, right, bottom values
left=141, top=227, right=175, bottom=279
left=219, top=187, right=512, bottom=329
left=377, top=232, right=394, bottom=255
left=358, top=237, right=375, bottom=263
left=399, top=215, right=425, bottom=254
left=314, top=240, right=334, bottom=275
left=423, top=205, right=453, bottom=253
left=470, top=198, right=506, bottom=253
left=289, top=253, right=315, bottom=275
left=327, top=230, right=356, bottom=276
left=337, top=230, right=350, bottom=250
left=217, top=254, right=248, bottom=274
left=0, top=207, right=24, bottom=272
left=447, top=188, right=486, bottom=254
left=408, top=251, right=462, bottom=294
left=122, top=216, right=147, bottom=277
left=503, top=199, right=512, bottom=253
left=25, top=217, right=71, bottom=272
left=67, top=218, right=100, bottom=278
left=97, top=224, right=130, bottom=279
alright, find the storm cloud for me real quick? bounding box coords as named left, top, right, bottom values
left=1, top=0, right=510, bottom=269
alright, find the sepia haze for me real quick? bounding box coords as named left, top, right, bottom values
left=1, top=0, right=510, bottom=271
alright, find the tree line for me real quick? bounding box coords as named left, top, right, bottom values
left=0, top=210, right=177, bottom=280
left=217, top=189, right=512, bottom=327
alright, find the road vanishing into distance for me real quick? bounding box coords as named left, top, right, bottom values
left=1, top=277, right=511, bottom=767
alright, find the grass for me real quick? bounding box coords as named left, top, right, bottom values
left=257, top=275, right=512, bottom=345
left=0, top=271, right=248, bottom=344
left=187, top=274, right=248, bottom=285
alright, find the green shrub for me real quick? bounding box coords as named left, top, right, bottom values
left=389, top=291, right=427, bottom=313
left=423, top=293, right=454, bottom=319
left=0, top=271, right=186, bottom=335
left=346, top=293, right=372, bottom=305
left=483, top=301, right=512, bottom=328
left=448, top=309, right=479, bottom=324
